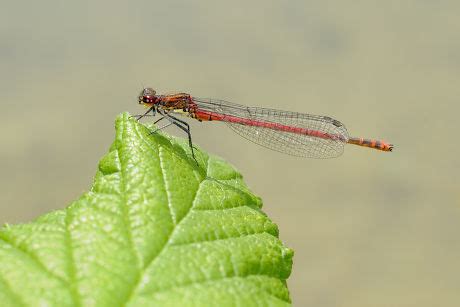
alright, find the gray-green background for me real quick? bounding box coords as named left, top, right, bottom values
left=1, top=1, right=459, bottom=306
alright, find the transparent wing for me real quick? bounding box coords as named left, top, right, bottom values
left=193, top=98, right=349, bottom=158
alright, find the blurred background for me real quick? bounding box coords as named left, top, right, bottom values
left=1, top=0, right=459, bottom=306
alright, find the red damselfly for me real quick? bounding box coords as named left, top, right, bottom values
left=136, top=88, right=393, bottom=161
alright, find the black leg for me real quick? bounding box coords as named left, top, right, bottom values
left=165, top=114, right=197, bottom=160
left=148, top=119, right=173, bottom=135
left=134, top=107, right=155, bottom=120
left=152, top=110, right=198, bottom=164
left=153, top=116, right=166, bottom=125
left=141, top=115, right=167, bottom=135
left=155, top=112, right=198, bottom=164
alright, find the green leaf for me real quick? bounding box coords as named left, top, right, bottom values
left=0, top=113, right=293, bottom=306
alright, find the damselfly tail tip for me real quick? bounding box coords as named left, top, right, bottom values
left=347, top=137, right=394, bottom=152
left=380, top=140, right=394, bottom=152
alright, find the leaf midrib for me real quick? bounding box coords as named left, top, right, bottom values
left=122, top=123, right=207, bottom=305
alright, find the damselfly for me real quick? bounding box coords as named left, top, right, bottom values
left=136, top=88, right=393, bottom=161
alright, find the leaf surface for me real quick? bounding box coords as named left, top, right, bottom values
left=0, top=113, right=293, bottom=306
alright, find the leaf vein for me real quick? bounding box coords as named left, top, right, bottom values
left=158, top=146, right=176, bottom=225
left=0, top=270, right=27, bottom=306
left=65, top=203, right=80, bottom=306
left=170, top=231, right=277, bottom=247
left=123, top=153, right=207, bottom=305
left=117, top=118, right=141, bottom=273
left=0, top=236, right=68, bottom=287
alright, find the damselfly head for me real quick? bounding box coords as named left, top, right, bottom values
left=138, top=87, right=157, bottom=105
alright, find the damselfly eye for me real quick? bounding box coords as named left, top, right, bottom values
left=138, top=88, right=157, bottom=104
left=141, top=88, right=156, bottom=96
left=138, top=96, right=148, bottom=104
